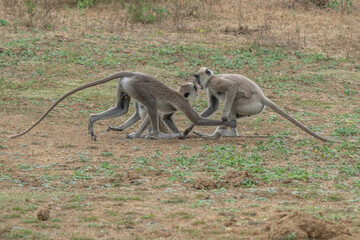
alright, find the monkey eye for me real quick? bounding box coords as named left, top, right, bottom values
left=194, top=84, right=198, bottom=91
left=184, top=92, right=190, bottom=98
left=193, top=74, right=199, bottom=78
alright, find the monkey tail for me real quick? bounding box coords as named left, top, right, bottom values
left=261, top=97, right=334, bottom=142
left=9, top=71, right=132, bottom=139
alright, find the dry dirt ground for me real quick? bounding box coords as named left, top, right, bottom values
left=1, top=111, right=358, bottom=240
left=1, top=1, right=360, bottom=239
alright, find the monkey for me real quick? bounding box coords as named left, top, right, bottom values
left=182, top=67, right=334, bottom=142
left=107, top=82, right=198, bottom=139
left=10, top=71, right=235, bottom=140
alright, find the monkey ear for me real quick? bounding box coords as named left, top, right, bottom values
left=205, top=69, right=211, bottom=76
left=184, top=92, right=190, bottom=98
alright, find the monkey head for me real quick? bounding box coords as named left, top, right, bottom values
left=178, top=82, right=198, bottom=102
left=193, top=67, right=213, bottom=90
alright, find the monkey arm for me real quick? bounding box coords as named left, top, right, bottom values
left=89, top=93, right=131, bottom=141
left=182, top=93, right=219, bottom=137
left=222, top=84, right=237, bottom=121
left=200, top=94, right=220, bottom=117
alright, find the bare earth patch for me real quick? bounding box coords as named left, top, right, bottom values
left=267, top=211, right=352, bottom=239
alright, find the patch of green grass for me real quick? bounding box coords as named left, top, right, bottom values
left=0, top=19, right=9, bottom=26
left=182, top=228, right=202, bottom=238
left=72, top=236, right=95, bottom=240
left=101, top=152, right=113, bottom=157
left=72, top=168, right=92, bottom=180
left=2, top=213, right=21, bottom=219
left=12, top=204, right=37, bottom=214
left=113, top=195, right=142, bottom=202
left=142, top=214, right=155, bottom=219
left=162, top=196, right=186, bottom=204
left=191, top=199, right=213, bottom=208
left=323, top=193, right=344, bottom=202
left=60, top=202, right=84, bottom=210
left=80, top=215, right=98, bottom=222
left=332, top=125, right=360, bottom=136
left=58, top=144, right=75, bottom=149
left=5, top=227, right=49, bottom=240
left=170, top=211, right=193, bottom=219
left=23, top=217, right=40, bottom=224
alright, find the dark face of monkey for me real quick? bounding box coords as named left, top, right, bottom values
left=193, top=73, right=202, bottom=89
left=193, top=68, right=212, bottom=90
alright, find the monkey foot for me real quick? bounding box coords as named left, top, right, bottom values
left=89, top=130, right=97, bottom=141
left=126, top=133, right=138, bottom=139
left=90, top=134, right=97, bottom=141
left=179, top=135, right=189, bottom=140
left=194, top=131, right=222, bottom=140
left=145, top=133, right=181, bottom=140
left=106, top=126, right=124, bottom=132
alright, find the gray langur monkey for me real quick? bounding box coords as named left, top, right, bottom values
left=107, top=82, right=198, bottom=139
left=10, top=71, right=235, bottom=140
left=182, top=67, right=334, bottom=142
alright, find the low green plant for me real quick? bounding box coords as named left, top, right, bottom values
left=77, top=0, right=95, bottom=8
left=0, top=19, right=9, bottom=26
left=326, top=0, right=353, bottom=11
left=126, top=0, right=166, bottom=24
left=332, top=125, right=360, bottom=136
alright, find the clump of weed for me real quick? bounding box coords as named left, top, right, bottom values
left=24, top=0, right=58, bottom=29
left=332, top=125, right=360, bottom=136
left=0, top=19, right=9, bottom=26
left=166, top=0, right=200, bottom=30
left=77, top=0, right=94, bottom=8
left=125, top=0, right=166, bottom=24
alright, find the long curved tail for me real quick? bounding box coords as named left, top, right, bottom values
left=10, top=71, right=132, bottom=139
left=261, top=97, right=333, bottom=142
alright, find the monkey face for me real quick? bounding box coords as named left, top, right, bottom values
left=194, top=67, right=213, bottom=90
left=179, top=83, right=198, bottom=101
left=193, top=73, right=202, bottom=89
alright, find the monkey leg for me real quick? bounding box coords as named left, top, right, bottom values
left=107, top=101, right=145, bottom=132
left=107, top=111, right=140, bottom=132
left=194, top=112, right=238, bottom=139
left=144, top=112, right=181, bottom=139
left=127, top=115, right=151, bottom=139
left=139, top=115, right=181, bottom=139
left=126, top=114, right=181, bottom=139
left=88, top=93, right=130, bottom=141
left=161, top=114, right=179, bottom=134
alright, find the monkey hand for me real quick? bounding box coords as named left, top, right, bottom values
left=224, top=120, right=236, bottom=128
left=221, top=115, right=229, bottom=122
left=182, top=124, right=195, bottom=137
left=126, top=133, right=137, bottom=139
left=106, top=126, right=124, bottom=132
